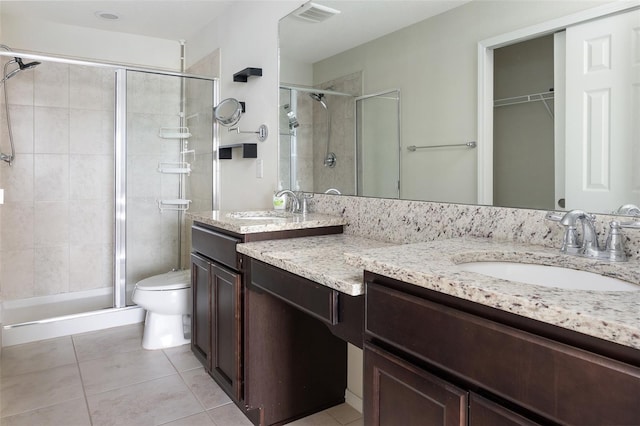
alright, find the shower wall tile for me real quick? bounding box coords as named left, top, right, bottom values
left=127, top=72, right=181, bottom=115
left=70, top=109, right=114, bottom=155
left=34, top=245, right=69, bottom=296
left=0, top=203, right=34, bottom=251
left=69, top=244, right=113, bottom=292
left=1, top=105, right=35, bottom=153
left=188, top=48, right=220, bottom=79
left=312, top=72, right=360, bottom=195
left=4, top=69, right=34, bottom=107
left=69, top=200, right=112, bottom=246
left=34, top=106, right=70, bottom=154
left=69, top=66, right=115, bottom=112
left=34, top=62, right=69, bottom=108
left=34, top=154, right=69, bottom=201
left=0, top=249, right=35, bottom=300
left=127, top=112, right=181, bottom=156
left=34, top=201, right=69, bottom=247
left=126, top=155, right=163, bottom=198
left=69, top=155, right=113, bottom=200
left=0, top=153, right=34, bottom=202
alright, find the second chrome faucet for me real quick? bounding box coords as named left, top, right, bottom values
left=546, top=210, right=638, bottom=262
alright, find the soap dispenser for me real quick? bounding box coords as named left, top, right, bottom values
left=273, top=183, right=286, bottom=210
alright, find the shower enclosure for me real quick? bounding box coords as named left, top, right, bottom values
left=279, top=86, right=356, bottom=194
left=278, top=85, right=400, bottom=198
left=0, top=51, right=217, bottom=343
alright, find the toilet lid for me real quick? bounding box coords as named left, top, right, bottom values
left=135, top=270, right=191, bottom=290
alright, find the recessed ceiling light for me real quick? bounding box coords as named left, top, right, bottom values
left=95, top=11, right=121, bottom=20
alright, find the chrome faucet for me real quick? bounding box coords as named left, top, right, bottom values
left=275, top=189, right=312, bottom=214
left=546, top=210, right=636, bottom=262
left=560, top=210, right=600, bottom=257
left=613, top=204, right=640, bottom=216
left=275, top=189, right=300, bottom=213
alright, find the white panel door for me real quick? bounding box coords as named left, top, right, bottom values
left=565, top=9, right=640, bottom=212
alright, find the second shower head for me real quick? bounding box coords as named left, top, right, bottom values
left=309, top=92, right=327, bottom=109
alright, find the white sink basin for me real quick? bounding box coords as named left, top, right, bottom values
left=227, top=211, right=293, bottom=220
left=456, top=262, right=639, bottom=292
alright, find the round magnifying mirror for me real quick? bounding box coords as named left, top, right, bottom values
left=214, top=98, right=242, bottom=127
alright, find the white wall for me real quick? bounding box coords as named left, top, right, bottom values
left=187, top=1, right=297, bottom=211
left=0, top=15, right=180, bottom=70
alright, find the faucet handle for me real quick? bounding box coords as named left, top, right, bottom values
left=619, top=220, right=640, bottom=229
left=545, top=211, right=564, bottom=222
left=604, top=221, right=627, bottom=262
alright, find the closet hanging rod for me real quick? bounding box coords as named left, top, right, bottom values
left=494, top=91, right=554, bottom=108
left=407, top=141, right=476, bottom=152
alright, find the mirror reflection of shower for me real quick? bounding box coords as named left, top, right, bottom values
left=0, top=45, right=41, bottom=165
left=309, top=92, right=336, bottom=168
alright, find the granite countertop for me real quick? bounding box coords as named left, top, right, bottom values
left=237, top=230, right=640, bottom=349
left=345, top=237, right=640, bottom=350
left=187, top=210, right=348, bottom=234
left=237, top=234, right=396, bottom=296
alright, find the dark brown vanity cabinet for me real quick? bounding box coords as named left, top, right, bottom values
left=191, top=224, right=243, bottom=401
left=364, top=272, right=640, bottom=426
left=191, top=221, right=345, bottom=425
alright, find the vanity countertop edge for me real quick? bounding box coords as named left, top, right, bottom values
left=237, top=234, right=640, bottom=351
left=186, top=210, right=348, bottom=234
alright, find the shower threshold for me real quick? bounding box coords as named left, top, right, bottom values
left=1, top=288, right=145, bottom=347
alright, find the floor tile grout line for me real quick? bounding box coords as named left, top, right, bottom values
left=71, top=332, right=96, bottom=426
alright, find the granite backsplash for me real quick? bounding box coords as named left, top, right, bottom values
left=309, top=195, right=640, bottom=260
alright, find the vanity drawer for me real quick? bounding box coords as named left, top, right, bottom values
left=366, top=282, right=640, bottom=425
left=192, top=224, right=241, bottom=270
left=249, top=259, right=338, bottom=325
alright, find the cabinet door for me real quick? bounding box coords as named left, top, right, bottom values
left=211, top=262, right=243, bottom=401
left=364, top=343, right=467, bottom=426
left=191, top=253, right=211, bottom=367
left=469, top=393, right=542, bottom=426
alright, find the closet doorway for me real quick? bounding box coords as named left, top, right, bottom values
left=492, top=35, right=559, bottom=210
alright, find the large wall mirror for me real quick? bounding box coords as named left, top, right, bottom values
left=278, top=1, right=640, bottom=215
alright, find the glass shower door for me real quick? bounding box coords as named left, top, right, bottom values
left=122, top=70, right=215, bottom=304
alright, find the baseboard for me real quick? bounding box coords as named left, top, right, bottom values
left=345, top=389, right=363, bottom=413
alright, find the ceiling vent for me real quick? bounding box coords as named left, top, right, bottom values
left=293, top=2, right=341, bottom=23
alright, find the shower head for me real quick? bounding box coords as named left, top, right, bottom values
left=15, top=57, right=41, bottom=70
left=1, top=57, right=40, bottom=83
left=309, top=92, right=327, bottom=109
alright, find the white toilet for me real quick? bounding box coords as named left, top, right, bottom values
left=132, top=269, right=192, bottom=350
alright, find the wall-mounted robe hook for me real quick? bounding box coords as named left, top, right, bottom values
left=229, top=124, right=268, bottom=142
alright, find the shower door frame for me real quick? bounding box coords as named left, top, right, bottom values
left=0, top=50, right=219, bottom=311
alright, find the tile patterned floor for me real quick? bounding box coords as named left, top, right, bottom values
left=0, top=324, right=363, bottom=426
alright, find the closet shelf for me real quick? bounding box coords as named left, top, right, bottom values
left=219, top=143, right=257, bottom=160
left=159, top=127, right=192, bottom=139
left=494, top=90, right=554, bottom=107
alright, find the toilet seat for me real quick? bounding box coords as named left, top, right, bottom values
left=135, top=270, right=191, bottom=291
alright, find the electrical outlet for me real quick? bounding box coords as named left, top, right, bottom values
left=256, top=159, right=263, bottom=178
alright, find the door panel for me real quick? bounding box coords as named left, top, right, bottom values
left=565, top=9, right=640, bottom=210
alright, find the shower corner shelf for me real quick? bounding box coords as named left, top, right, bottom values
left=158, top=162, right=191, bottom=175
left=159, top=127, right=192, bottom=139
left=233, top=67, right=262, bottom=83
left=219, top=143, right=257, bottom=160
left=157, top=199, right=191, bottom=212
